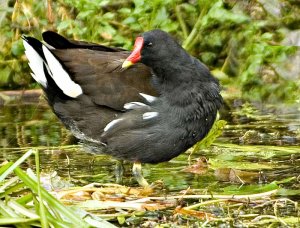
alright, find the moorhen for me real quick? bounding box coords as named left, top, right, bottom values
left=22, top=29, right=223, bottom=186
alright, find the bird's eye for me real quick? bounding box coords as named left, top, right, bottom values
left=146, top=42, right=153, bottom=47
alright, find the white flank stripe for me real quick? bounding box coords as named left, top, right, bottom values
left=104, top=118, right=123, bottom=132
left=42, top=45, right=83, bottom=98
left=23, top=40, right=47, bottom=87
left=124, top=102, right=147, bottom=110
left=143, top=112, right=159, bottom=120
left=139, top=93, right=157, bottom=103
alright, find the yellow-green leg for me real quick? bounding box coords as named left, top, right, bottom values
left=132, top=162, right=149, bottom=187
left=115, top=160, right=124, bottom=184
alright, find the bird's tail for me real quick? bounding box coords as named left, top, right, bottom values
left=22, top=36, right=83, bottom=104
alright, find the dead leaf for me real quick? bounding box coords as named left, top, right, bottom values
left=183, top=157, right=208, bottom=174
left=215, top=168, right=260, bottom=183
left=61, top=190, right=91, bottom=201
left=142, top=202, right=168, bottom=211
left=174, top=206, right=215, bottom=220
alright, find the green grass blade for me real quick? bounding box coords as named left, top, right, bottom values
left=0, top=182, right=26, bottom=198
left=0, top=149, right=34, bottom=182
left=14, top=167, right=89, bottom=227
left=7, top=200, right=39, bottom=219
left=0, top=162, right=13, bottom=175
left=0, top=218, right=40, bottom=225
left=15, top=193, right=33, bottom=205
left=0, top=200, right=26, bottom=228
left=35, top=150, right=49, bottom=228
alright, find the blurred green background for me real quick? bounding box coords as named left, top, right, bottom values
left=0, top=0, right=299, bottom=102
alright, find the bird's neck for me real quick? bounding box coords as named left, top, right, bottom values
left=150, top=60, right=222, bottom=117
left=151, top=60, right=195, bottom=94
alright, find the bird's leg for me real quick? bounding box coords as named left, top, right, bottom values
left=114, top=160, right=124, bottom=184
left=132, top=162, right=149, bottom=187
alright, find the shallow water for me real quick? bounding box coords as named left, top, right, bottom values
left=0, top=98, right=299, bottom=194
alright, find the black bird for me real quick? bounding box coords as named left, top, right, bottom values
left=22, top=29, right=223, bottom=186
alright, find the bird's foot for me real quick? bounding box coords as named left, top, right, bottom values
left=149, top=180, right=165, bottom=190
left=132, top=162, right=165, bottom=192
left=132, top=162, right=149, bottom=187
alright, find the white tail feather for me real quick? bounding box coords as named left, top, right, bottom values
left=23, top=40, right=47, bottom=87
left=42, top=45, right=83, bottom=98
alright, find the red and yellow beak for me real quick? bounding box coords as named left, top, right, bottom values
left=122, top=36, right=144, bottom=69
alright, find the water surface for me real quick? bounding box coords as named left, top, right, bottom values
left=0, top=98, right=299, bottom=194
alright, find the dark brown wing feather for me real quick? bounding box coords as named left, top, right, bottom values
left=43, top=31, right=124, bottom=52
left=53, top=49, right=155, bottom=110
left=40, top=31, right=158, bottom=144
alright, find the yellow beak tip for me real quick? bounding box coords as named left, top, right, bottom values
left=122, top=60, right=133, bottom=69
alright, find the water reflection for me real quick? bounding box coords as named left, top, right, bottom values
left=0, top=99, right=299, bottom=192
left=0, top=102, right=73, bottom=148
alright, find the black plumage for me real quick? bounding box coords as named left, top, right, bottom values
left=22, top=29, right=222, bottom=165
